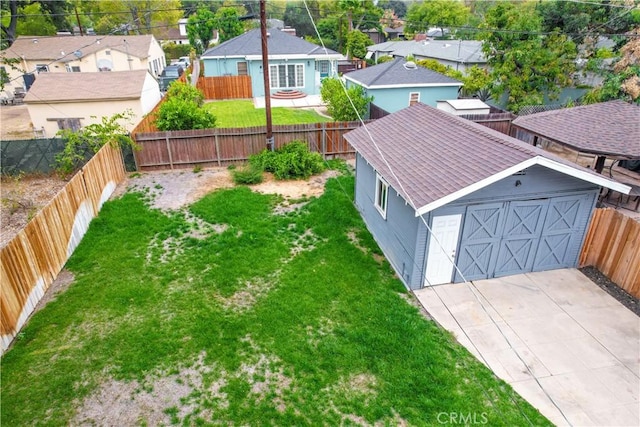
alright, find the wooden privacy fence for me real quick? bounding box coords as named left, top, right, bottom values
left=580, top=208, right=640, bottom=298
left=132, top=121, right=364, bottom=170
left=460, top=112, right=516, bottom=136
left=0, top=144, right=126, bottom=353
left=197, top=76, right=252, bottom=100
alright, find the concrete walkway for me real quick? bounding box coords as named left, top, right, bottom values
left=414, top=269, right=639, bottom=426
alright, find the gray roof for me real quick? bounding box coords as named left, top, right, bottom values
left=4, top=35, right=156, bottom=62
left=345, top=103, right=624, bottom=214
left=344, top=57, right=462, bottom=87
left=512, top=100, right=640, bottom=159
left=368, top=40, right=486, bottom=64
left=202, top=29, right=339, bottom=58
left=24, top=70, right=150, bottom=103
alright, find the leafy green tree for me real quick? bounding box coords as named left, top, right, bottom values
left=338, top=0, right=382, bottom=32
left=283, top=0, right=319, bottom=38
left=214, top=7, right=244, bottom=43
left=406, top=0, right=470, bottom=38
left=56, top=110, right=137, bottom=175
left=480, top=2, right=577, bottom=112
left=537, top=0, right=639, bottom=46
left=320, top=77, right=373, bottom=121
left=16, top=3, right=57, bottom=36
left=187, top=6, right=216, bottom=54
left=377, top=0, right=407, bottom=19
left=460, top=65, right=492, bottom=99
left=346, top=30, right=372, bottom=59
left=154, top=82, right=215, bottom=130
left=89, top=0, right=182, bottom=35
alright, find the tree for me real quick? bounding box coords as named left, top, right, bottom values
left=1, top=0, right=18, bottom=48
left=338, top=0, right=382, bottom=32
left=214, top=7, right=244, bottom=43
left=283, top=0, right=319, bottom=38
left=154, top=81, right=216, bottom=130
left=346, top=30, right=372, bottom=59
left=56, top=110, right=137, bottom=175
left=480, top=2, right=577, bottom=112
left=537, top=0, right=639, bottom=46
left=378, top=0, right=407, bottom=19
left=186, top=6, right=216, bottom=54
left=320, top=77, right=373, bottom=121
left=88, top=0, right=181, bottom=35
left=15, top=3, right=57, bottom=36
left=583, top=28, right=640, bottom=105
left=406, top=0, right=470, bottom=38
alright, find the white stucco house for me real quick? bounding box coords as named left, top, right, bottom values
left=1, top=35, right=166, bottom=93
left=23, top=69, right=161, bottom=137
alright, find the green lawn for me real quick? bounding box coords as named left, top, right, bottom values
left=0, top=166, right=551, bottom=426
left=205, top=99, right=331, bottom=128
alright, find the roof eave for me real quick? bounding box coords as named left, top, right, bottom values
left=414, top=156, right=630, bottom=217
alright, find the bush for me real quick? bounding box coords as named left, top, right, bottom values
left=155, top=98, right=216, bottom=131
left=249, top=141, right=324, bottom=180
left=320, top=77, right=372, bottom=121
left=163, top=43, right=191, bottom=60
left=165, top=81, right=204, bottom=106
left=232, top=165, right=263, bottom=185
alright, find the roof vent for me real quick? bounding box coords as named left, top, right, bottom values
left=32, top=39, right=38, bottom=43
left=266, top=32, right=271, bottom=37
left=404, top=61, right=417, bottom=70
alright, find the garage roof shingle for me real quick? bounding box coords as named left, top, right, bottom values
left=345, top=103, right=619, bottom=213
left=344, top=57, right=461, bottom=87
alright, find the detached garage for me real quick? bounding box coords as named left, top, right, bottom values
left=345, top=104, right=630, bottom=289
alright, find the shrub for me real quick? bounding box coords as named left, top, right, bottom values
left=232, top=165, right=263, bottom=185
left=163, top=43, right=191, bottom=60
left=165, top=81, right=204, bottom=106
left=320, top=77, right=372, bottom=121
left=155, top=97, right=216, bottom=131
left=249, top=141, right=324, bottom=180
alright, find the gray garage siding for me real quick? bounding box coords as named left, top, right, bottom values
left=354, top=154, right=420, bottom=285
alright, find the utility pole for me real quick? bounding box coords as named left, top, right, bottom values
left=74, top=6, right=84, bottom=36
left=260, top=0, right=274, bottom=151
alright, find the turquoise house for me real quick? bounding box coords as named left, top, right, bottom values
left=201, top=29, right=342, bottom=98
left=344, top=58, right=462, bottom=114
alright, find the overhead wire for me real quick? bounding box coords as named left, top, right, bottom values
left=300, top=0, right=576, bottom=424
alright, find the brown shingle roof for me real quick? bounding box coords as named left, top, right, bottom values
left=3, top=35, right=155, bottom=62
left=512, top=100, right=640, bottom=158
left=345, top=103, right=619, bottom=213
left=24, top=70, right=149, bottom=103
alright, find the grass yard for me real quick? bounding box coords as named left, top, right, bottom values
left=0, top=166, right=551, bottom=426
left=205, top=99, right=330, bottom=128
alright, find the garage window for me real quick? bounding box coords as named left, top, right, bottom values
left=375, top=174, right=389, bottom=219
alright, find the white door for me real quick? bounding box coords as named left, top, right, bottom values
left=424, top=214, right=462, bottom=286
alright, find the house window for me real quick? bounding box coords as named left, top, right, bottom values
left=375, top=174, right=389, bottom=219
left=237, top=61, right=248, bottom=76
left=49, top=118, right=82, bottom=131
left=269, top=63, right=304, bottom=89
left=316, top=61, right=330, bottom=75
left=36, top=64, right=49, bottom=73
left=66, top=65, right=81, bottom=72
left=409, top=92, right=420, bottom=106
left=105, top=50, right=111, bottom=55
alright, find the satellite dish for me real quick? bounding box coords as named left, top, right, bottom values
left=74, top=50, right=82, bottom=58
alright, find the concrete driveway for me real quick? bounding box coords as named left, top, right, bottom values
left=414, top=269, right=639, bottom=426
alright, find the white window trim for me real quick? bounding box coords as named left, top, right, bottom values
left=269, top=63, right=305, bottom=89
left=409, top=91, right=420, bottom=106
left=375, top=173, right=389, bottom=219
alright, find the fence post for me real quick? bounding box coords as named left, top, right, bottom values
left=215, top=129, right=221, bottom=166
left=322, top=122, right=327, bottom=160
left=165, top=132, right=174, bottom=169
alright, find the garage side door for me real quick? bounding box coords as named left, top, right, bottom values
left=533, top=195, right=592, bottom=271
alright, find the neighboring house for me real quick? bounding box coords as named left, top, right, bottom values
left=156, top=18, right=189, bottom=45
left=344, top=57, right=462, bottom=113
left=367, top=39, right=486, bottom=72
left=344, top=103, right=628, bottom=289
left=1, top=35, right=166, bottom=92
left=201, top=29, right=342, bottom=98
left=23, top=69, right=161, bottom=137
